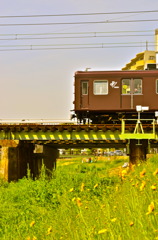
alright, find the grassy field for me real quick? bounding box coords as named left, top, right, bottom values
left=0, top=155, right=157, bottom=240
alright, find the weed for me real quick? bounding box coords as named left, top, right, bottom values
left=0, top=156, right=157, bottom=239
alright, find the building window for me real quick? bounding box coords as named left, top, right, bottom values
left=93, top=80, right=108, bottom=95
left=149, top=56, right=155, bottom=60
left=82, top=81, right=88, bottom=95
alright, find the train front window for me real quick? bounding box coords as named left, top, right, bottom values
left=122, top=79, right=131, bottom=94
left=93, top=80, right=108, bottom=95
left=82, top=81, right=88, bottom=95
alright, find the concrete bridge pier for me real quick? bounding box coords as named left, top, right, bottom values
left=0, top=140, right=59, bottom=181
left=0, top=140, right=34, bottom=181
left=129, top=139, right=148, bottom=165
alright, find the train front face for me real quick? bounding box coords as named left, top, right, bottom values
left=73, top=70, right=158, bottom=124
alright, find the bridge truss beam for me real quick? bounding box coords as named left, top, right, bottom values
left=0, top=120, right=158, bottom=181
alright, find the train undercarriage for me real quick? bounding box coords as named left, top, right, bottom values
left=73, top=110, right=157, bottom=124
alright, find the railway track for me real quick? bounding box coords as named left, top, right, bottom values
left=0, top=123, right=156, bottom=132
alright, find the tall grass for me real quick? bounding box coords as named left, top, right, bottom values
left=0, top=156, right=157, bottom=240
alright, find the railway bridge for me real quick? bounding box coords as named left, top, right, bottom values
left=0, top=118, right=158, bottom=181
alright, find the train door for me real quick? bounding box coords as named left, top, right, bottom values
left=121, top=78, right=143, bottom=109
left=81, top=80, right=89, bottom=108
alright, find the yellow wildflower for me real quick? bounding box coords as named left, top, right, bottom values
left=80, top=183, right=85, bottom=191
left=146, top=202, right=155, bottom=215
left=32, top=237, right=37, bottom=240
left=98, top=229, right=108, bottom=234
left=129, top=221, right=134, bottom=226
left=153, top=169, right=158, bottom=176
left=140, top=169, right=146, bottom=177
left=111, top=218, right=117, bottom=222
left=121, top=169, right=127, bottom=180
left=69, top=188, right=74, bottom=192
left=151, top=185, right=157, bottom=190
left=94, top=183, right=99, bottom=189
left=47, top=227, right=52, bottom=235
left=76, top=198, right=82, bottom=207
left=30, top=221, right=35, bottom=227
left=72, top=197, right=82, bottom=206
left=140, top=181, right=146, bottom=191
left=122, top=169, right=127, bottom=175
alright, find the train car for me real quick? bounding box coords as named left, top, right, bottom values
left=72, top=70, right=158, bottom=123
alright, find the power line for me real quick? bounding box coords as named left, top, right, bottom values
left=0, top=30, right=153, bottom=41
left=0, top=30, right=153, bottom=37
left=0, top=45, right=156, bottom=52
left=0, top=41, right=155, bottom=48
left=0, top=34, right=153, bottom=41
left=0, top=10, right=158, bottom=18
left=0, top=19, right=158, bottom=27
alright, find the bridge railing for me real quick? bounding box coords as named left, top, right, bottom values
left=121, top=118, right=156, bottom=139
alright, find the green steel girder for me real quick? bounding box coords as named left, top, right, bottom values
left=0, top=130, right=122, bottom=141
left=0, top=129, right=157, bottom=141
left=0, top=119, right=157, bottom=142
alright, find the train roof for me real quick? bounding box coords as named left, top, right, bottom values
left=75, top=70, right=158, bottom=77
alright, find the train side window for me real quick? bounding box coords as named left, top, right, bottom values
left=93, top=80, right=108, bottom=95
left=82, top=81, right=88, bottom=95
left=156, top=79, right=158, bottom=94
left=122, top=79, right=131, bottom=94
left=133, top=79, right=142, bottom=94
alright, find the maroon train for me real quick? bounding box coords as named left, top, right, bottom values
left=72, top=70, right=158, bottom=123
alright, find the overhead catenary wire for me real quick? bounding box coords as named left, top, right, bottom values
left=0, top=41, right=155, bottom=47
left=0, top=45, right=156, bottom=52
left=0, top=10, right=158, bottom=18
left=0, top=34, right=153, bottom=41
left=0, top=30, right=154, bottom=41
left=0, top=41, right=155, bottom=50
left=0, top=29, right=154, bottom=36
left=0, top=19, right=158, bottom=27
left=0, top=12, right=156, bottom=52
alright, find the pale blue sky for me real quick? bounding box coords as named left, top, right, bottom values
left=0, top=0, right=158, bottom=120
